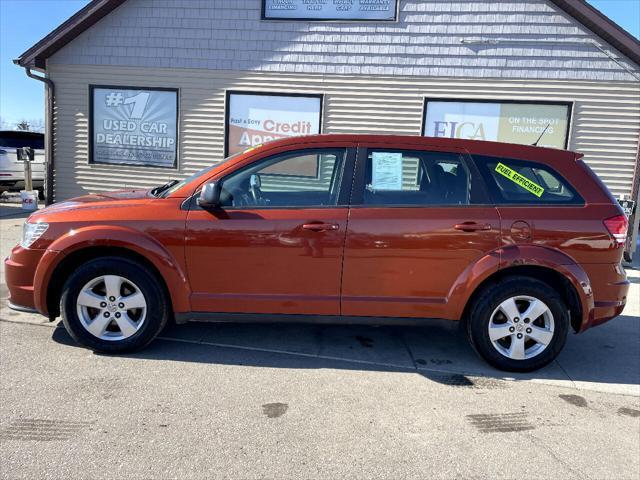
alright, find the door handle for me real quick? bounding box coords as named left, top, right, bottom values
left=302, top=223, right=339, bottom=232
left=454, top=222, right=492, bottom=232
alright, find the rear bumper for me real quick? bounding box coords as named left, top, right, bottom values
left=4, top=245, right=47, bottom=316
left=580, top=263, right=629, bottom=332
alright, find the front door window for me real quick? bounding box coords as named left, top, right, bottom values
left=218, top=149, right=345, bottom=208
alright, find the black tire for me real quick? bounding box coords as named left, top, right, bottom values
left=60, top=256, right=169, bottom=353
left=466, top=276, right=569, bottom=372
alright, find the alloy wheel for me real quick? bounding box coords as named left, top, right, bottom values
left=76, top=275, right=147, bottom=341
left=488, top=295, right=555, bottom=360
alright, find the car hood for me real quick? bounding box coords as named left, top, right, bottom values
left=30, top=189, right=152, bottom=218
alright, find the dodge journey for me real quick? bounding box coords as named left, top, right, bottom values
left=5, top=135, right=629, bottom=371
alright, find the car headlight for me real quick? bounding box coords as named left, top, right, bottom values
left=21, top=221, right=49, bottom=248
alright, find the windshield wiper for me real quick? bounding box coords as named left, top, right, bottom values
left=150, top=179, right=179, bottom=197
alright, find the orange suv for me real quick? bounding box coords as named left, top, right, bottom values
left=5, top=135, right=629, bottom=371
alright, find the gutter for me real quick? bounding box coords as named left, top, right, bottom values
left=19, top=66, right=55, bottom=206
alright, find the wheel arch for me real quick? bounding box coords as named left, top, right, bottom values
left=461, top=264, right=586, bottom=333
left=35, top=226, right=191, bottom=318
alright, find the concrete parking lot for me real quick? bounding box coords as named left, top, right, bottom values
left=1, top=203, right=639, bottom=479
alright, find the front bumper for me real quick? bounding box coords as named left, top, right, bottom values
left=7, top=301, right=39, bottom=314
left=4, top=245, right=46, bottom=314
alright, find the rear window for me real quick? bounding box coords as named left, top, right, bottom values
left=473, top=155, right=583, bottom=205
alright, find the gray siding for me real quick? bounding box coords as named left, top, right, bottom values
left=49, top=0, right=639, bottom=82
left=49, top=64, right=640, bottom=201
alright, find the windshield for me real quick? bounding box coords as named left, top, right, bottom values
left=157, top=152, right=243, bottom=198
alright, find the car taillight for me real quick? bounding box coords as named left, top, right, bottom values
left=603, top=215, right=628, bottom=247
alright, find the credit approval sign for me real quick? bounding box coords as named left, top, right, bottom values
left=226, top=92, right=322, bottom=156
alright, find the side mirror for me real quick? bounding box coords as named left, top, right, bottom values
left=197, top=182, right=221, bottom=209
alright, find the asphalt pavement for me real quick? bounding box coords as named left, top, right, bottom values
left=1, top=203, right=639, bottom=479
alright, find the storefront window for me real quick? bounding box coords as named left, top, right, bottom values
left=225, top=92, right=323, bottom=156
left=423, top=100, right=571, bottom=150
left=90, top=86, right=178, bottom=168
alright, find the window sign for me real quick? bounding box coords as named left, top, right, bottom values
left=423, top=100, right=571, bottom=149
left=371, top=152, right=403, bottom=190
left=263, top=0, right=397, bottom=21
left=226, top=92, right=322, bottom=156
left=90, top=86, right=178, bottom=168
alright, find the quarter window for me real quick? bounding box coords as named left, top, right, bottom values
left=359, top=150, right=474, bottom=206
left=219, top=149, right=345, bottom=208
left=474, top=155, right=581, bottom=204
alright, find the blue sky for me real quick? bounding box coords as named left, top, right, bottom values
left=1, top=0, right=639, bottom=127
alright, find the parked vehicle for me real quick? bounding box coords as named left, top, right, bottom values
left=5, top=135, right=629, bottom=371
left=0, top=131, right=45, bottom=198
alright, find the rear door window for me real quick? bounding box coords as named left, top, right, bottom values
left=473, top=155, right=582, bottom=205
left=355, top=149, right=484, bottom=206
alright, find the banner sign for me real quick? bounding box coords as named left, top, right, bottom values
left=263, top=0, right=397, bottom=21
left=423, top=100, right=571, bottom=149
left=226, top=92, right=322, bottom=156
left=91, top=86, right=178, bottom=167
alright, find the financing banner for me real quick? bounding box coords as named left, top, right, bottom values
left=423, top=101, right=570, bottom=149
left=91, top=86, right=178, bottom=167
left=226, top=93, right=322, bottom=156
left=263, top=0, right=397, bottom=20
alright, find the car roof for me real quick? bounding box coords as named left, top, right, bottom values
left=255, top=134, right=578, bottom=162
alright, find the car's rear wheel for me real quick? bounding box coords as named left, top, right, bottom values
left=61, top=257, right=169, bottom=353
left=466, top=276, right=569, bottom=372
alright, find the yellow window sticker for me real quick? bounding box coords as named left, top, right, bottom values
left=495, top=162, right=545, bottom=198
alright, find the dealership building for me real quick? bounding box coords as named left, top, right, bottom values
left=15, top=0, right=640, bottom=212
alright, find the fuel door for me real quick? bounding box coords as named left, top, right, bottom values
left=510, top=220, right=532, bottom=243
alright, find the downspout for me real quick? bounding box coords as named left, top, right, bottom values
left=22, top=67, right=55, bottom=206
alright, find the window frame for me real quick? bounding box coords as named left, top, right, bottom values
left=471, top=154, right=585, bottom=206
left=349, top=145, right=492, bottom=208
left=198, top=147, right=356, bottom=210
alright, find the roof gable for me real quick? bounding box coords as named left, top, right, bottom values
left=15, top=0, right=640, bottom=72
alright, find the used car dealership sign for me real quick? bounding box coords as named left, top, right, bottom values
left=91, top=86, right=178, bottom=168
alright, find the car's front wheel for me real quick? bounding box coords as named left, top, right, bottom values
left=466, top=276, right=569, bottom=372
left=60, top=256, right=169, bottom=353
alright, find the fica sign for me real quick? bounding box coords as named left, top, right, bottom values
left=263, top=0, right=397, bottom=21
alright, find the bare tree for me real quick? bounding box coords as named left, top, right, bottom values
left=16, top=120, right=31, bottom=131
left=25, top=119, right=45, bottom=133
left=0, top=117, right=45, bottom=133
